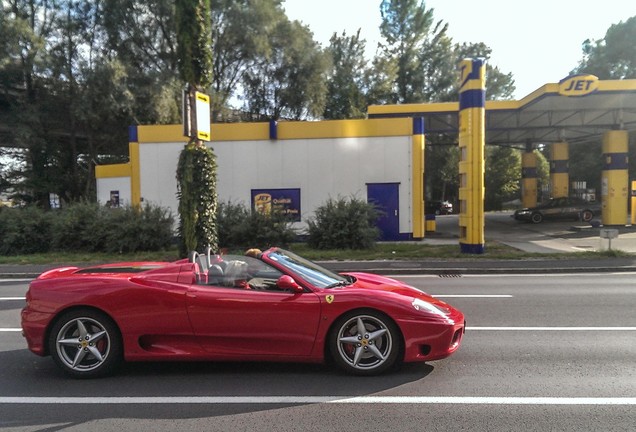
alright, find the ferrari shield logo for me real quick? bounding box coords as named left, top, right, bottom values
left=325, top=295, right=335, bottom=304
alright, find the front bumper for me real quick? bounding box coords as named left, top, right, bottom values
left=400, top=312, right=466, bottom=363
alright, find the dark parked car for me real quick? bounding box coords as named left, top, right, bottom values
left=513, top=197, right=600, bottom=224
left=426, top=200, right=453, bottom=215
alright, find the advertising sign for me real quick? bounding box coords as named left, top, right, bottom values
left=182, top=85, right=211, bottom=141
left=194, top=91, right=210, bottom=141
left=110, top=190, right=120, bottom=208
left=558, top=74, right=599, bottom=97
left=251, top=188, right=301, bottom=221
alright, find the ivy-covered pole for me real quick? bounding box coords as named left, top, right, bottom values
left=175, top=0, right=218, bottom=256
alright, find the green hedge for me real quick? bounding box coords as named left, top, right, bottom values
left=0, top=202, right=174, bottom=255
left=216, top=201, right=296, bottom=250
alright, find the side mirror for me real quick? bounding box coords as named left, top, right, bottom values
left=276, top=275, right=303, bottom=293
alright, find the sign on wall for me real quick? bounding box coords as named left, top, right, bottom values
left=251, top=188, right=301, bottom=221
left=109, top=190, right=120, bottom=208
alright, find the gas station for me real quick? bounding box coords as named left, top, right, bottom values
left=96, top=61, right=636, bottom=254
left=368, top=63, right=636, bottom=253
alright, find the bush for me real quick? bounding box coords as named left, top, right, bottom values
left=101, top=204, right=175, bottom=253
left=307, top=196, right=379, bottom=249
left=0, top=206, right=52, bottom=255
left=216, top=201, right=296, bottom=250
left=0, top=202, right=174, bottom=255
left=50, top=201, right=107, bottom=252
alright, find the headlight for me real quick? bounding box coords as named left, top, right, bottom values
left=411, top=298, right=450, bottom=316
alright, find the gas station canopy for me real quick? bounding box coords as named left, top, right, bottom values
left=368, top=76, right=636, bottom=146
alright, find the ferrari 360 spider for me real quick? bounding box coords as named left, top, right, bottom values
left=21, top=248, right=465, bottom=378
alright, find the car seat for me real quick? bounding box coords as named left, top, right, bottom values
left=223, top=260, right=250, bottom=289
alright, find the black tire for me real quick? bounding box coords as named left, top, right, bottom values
left=328, top=310, right=401, bottom=376
left=48, top=309, right=122, bottom=378
left=530, top=212, right=543, bottom=224
left=581, top=210, right=594, bottom=222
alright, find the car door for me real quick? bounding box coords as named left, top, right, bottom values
left=561, top=198, right=579, bottom=219
left=185, top=282, right=321, bottom=357
left=543, top=198, right=566, bottom=219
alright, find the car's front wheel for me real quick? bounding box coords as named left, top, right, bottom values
left=329, top=310, right=401, bottom=376
left=531, top=212, right=543, bottom=224
left=48, top=309, right=122, bottom=378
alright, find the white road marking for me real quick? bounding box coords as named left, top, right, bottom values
left=0, top=297, right=25, bottom=301
left=0, top=396, right=635, bottom=405
left=5, top=327, right=635, bottom=333
left=433, top=295, right=512, bottom=298
left=468, top=327, right=636, bottom=331
left=393, top=272, right=636, bottom=278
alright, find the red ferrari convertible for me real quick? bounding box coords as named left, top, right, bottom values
left=21, top=248, right=465, bottom=378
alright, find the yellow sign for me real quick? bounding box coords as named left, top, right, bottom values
left=558, top=75, right=599, bottom=97
left=325, top=295, right=334, bottom=304
left=195, top=91, right=211, bottom=141
left=254, top=193, right=272, bottom=215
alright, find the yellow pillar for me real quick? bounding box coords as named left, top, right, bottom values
left=458, top=58, right=485, bottom=254
left=521, top=151, right=538, bottom=208
left=412, top=117, right=425, bottom=239
left=128, top=126, right=142, bottom=207
left=631, top=180, right=636, bottom=225
left=550, top=142, right=569, bottom=198
left=601, top=130, right=628, bottom=226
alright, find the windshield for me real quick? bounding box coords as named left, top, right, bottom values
left=266, top=249, right=348, bottom=289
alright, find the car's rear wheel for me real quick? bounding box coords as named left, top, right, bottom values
left=531, top=212, right=543, bottom=223
left=49, top=309, right=122, bottom=378
left=581, top=210, right=594, bottom=222
left=329, top=310, right=400, bottom=376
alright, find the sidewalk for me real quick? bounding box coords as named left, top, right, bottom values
left=2, top=211, right=636, bottom=278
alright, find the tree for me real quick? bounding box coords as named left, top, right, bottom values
left=0, top=1, right=144, bottom=206
left=425, top=143, right=459, bottom=203
left=378, top=0, right=453, bottom=103
left=102, top=0, right=182, bottom=124
left=364, top=55, right=399, bottom=106
left=573, top=16, right=636, bottom=79
left=241, top=18, right=328, bottom=120
left=210, top=0, right=285, bottom=121
left=485, top=146, right=521, bottom=211
left=1, top=0, right=58, bottom=207
left=323, top=30, right=367, bottom=119
left=175, top=0, right=218, bottom=255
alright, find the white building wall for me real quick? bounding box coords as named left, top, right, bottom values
left=138, top=142, right=183, bottom=211
left=135, top=135, right=412, bottom=233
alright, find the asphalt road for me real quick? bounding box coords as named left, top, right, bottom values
left=1, top=273, right=635, bottom=431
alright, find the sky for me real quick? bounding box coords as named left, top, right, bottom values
left=282, top=0, right=636, bottom=99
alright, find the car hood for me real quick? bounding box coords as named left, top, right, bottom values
left=343, top=272, right=446, bottom=305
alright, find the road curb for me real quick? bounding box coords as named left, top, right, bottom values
left=3, top=264, right=636, bottom=280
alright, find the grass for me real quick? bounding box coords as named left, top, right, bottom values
left=0, top=241, right=630, bottom=265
